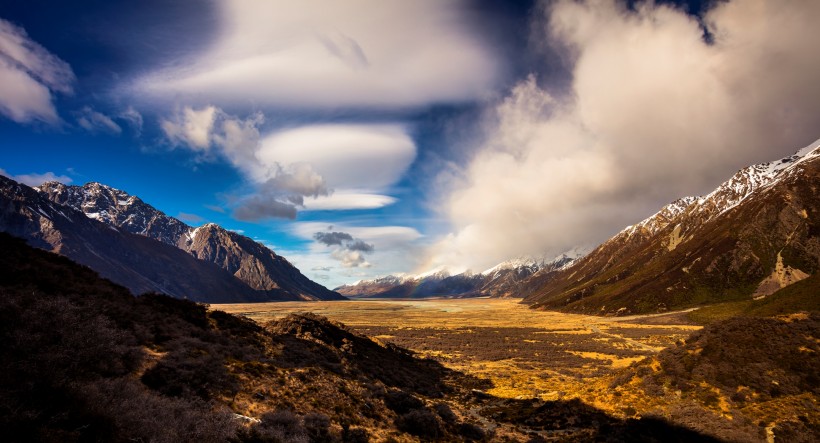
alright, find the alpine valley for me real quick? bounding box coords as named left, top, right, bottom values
left=340, top=138, right=820, bottom=318
left=1, top=138, right=819, bottom=443
left=3, top=2, right=820, bottom=441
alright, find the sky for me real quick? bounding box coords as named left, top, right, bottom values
left=1, top=0, right=819, bottom=289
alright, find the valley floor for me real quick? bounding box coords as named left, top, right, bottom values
left=214, top=299, right=700, bottom=412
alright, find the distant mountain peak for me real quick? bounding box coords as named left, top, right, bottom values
left=336, top=248, right=589, bottom=299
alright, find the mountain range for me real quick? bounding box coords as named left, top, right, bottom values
left=522, top=138, right=820, bottom=314
left=338, top=138, right=820, bottom=315
left=0, top=177, right=343, bottom=302
left=335, top=250, right=586, bottom=298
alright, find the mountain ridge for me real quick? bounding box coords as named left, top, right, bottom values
left=0, top=175, right=272, bottom=302
left=335, top=249, right=587, bottom=298
left=522, top=138, right=820, bottom=315
left=37, top=181, right=343, bottom=301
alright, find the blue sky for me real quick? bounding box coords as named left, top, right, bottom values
left=2, top=0, right=819, bottom=288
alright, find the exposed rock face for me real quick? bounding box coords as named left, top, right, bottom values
left=185, top=223, right=343, bottom=300
left=37, top=181, right=344, bottom=301
left=0, top=175, right=268, bottom=302
left=522, top=138, right=820, bottom=315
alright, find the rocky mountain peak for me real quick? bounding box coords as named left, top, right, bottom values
left=522, top=137, right=820, bottom=315
left=36, top=181, right=343, bottom=301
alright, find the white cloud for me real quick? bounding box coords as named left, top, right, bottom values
left=286, top=222, right=425, bottom=287
left=428, top=0, right=820, bottom=272
left=161, top=105, right=217, bottom=150
left=161, top=105, right=334, bottom=219
left=0, top=168, right=72, bottom=187
left=331, top=249, right=371, bottom=268
left=76, top=106, right=122, bottom=135
left=0, top=18, right=75, bottom=124
left=135, top=0, right=499, bottom=109
left=302, top=192, right=397, bottom=211
left=119, top=106, right=143, bottom=135
left=257, top=124, right=416, bottom=189
left=161, top=108, right=414, bottom=215
left=293, top=222, right=422, bottom=246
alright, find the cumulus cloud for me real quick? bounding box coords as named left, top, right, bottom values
left=0, top=18, right=75, bottom=124
left=301, top=223, right=420, bottom=273
left=76, top=106, right=122, bottom=134
left=161, top=105, right=217, bottom=151
left=0, top=168, right=72, bottom=186
left=287, top=222, right=425, bottom=286
left=162, top=107, right=413, bottom=216
left=136, top=0, right=499, bottom=109
left=160, top=105, right=333, bottom=219
left=314, top=231, right=354, bottom=246
left=232, top=165, right=330, bottom=220
left=331, top=249, right=371, bottom=268
left=427, top=0, right=820, bottom=271
left=312, top=229, right=375, bottom=267
left=347, top=239, right=375, bottom=253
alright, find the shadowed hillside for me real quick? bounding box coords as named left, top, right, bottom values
left=0, top=231, right=729, bottom=442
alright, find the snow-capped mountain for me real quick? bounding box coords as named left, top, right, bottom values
left=523, top=138, right=820, bottom=315
left=37, top=181, right=344, bottom=301
left=0, top=175, right=269, bottom=302
left=335, top=248, right=588, bottom=299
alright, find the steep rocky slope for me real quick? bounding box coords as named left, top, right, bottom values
left=38, top=181, right=343, bottom=301
left=523, top=138, right=820, bottom=314
left=0, top=176, right=266, bottom=302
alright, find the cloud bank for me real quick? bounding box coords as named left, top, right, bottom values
left=0, top=18, right=75, bottom=124
left=427, top=0, right=820, bottom=272
left=137, top=0, right=499, bottom=109
left=161, top=107, right=414, bottom=218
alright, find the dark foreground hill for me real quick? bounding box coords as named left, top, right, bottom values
left=0, top=231, right=730, bottom=442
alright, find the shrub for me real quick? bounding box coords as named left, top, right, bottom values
left=458, top=422, right=486, bottom=440
left=384, top=390, right=423, bottom=414
left=434, top=402, right=457, bottom=423
left=395, top=408, right=442, bottom=439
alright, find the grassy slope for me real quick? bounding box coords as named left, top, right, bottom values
left=688, top=273, right=820, bottom=324
left=610, top=314, right=820, bottom=442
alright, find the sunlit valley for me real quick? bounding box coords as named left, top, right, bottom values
left=1, top=0, right=819, bottom=442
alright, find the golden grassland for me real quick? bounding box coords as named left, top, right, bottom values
left=214, top=298, right=700, bottom=415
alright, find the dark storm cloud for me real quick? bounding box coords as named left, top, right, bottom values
left=233, top=195, right=298, bottom=221
left=313, top=231, right=354, bottom=246
left=347, top=239, right=374, bottom=253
